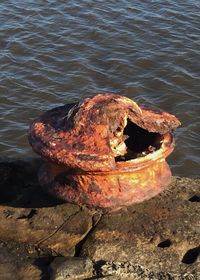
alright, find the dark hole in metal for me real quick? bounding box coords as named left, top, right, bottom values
left=157, top=239, right=172, bottom=248
left=116, top=119, right=163, bottom=161
left=182, top=246, right=200, bottom=264
left=189, top=195, right=200, bottom=202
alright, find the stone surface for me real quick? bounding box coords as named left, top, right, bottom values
left=0, top=241, right=44, bottom=280
left=81, top=177, right=200, bottom=279
left=0, top=160, right=94, bottom=257
left=50, top=257, right=93, bottom=280
left=0, top=160, right=199, bottom=279
left=0, top=204, right=93, bottom=256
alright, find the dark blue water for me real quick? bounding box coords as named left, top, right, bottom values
left=0, top=0, right=199, bottom=177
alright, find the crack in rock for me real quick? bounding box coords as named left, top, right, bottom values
left=36, top=209, right=81, bottom=245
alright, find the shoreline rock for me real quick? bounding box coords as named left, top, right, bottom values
left=0, top=160, right=199, bottom=279
left=81, top=177, right=200, bottom=279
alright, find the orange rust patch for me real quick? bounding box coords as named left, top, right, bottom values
left=29, top=94, right=180, bottom=209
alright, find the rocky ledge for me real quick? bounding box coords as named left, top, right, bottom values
left=0, top=160, right=199, bottom=279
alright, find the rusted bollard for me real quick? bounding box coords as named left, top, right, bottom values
left=29, top=94, right=180, bottom=209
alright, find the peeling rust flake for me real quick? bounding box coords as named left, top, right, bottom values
left=29, top=94, right=181, bottom=209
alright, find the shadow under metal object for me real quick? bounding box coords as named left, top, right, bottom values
left=28, top=94, right=181, bottom=209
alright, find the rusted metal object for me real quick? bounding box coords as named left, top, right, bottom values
left=29, top=94, right=181, bottom=209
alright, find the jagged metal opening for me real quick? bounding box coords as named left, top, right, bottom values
left=115, top=119, right=163, bottom=161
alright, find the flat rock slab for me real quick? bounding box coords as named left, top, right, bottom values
left=0, top=241, right=44, bottom=280
left=50, top=257, right=94, bottom=280
left=81, top=177, right=200, bottom=279
left=0, top=160, right=94, bottom=257
left=0, top=203, right=93, bottom=256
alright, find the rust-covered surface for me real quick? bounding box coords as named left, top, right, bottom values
left=29, top=94, right=181, bottom=209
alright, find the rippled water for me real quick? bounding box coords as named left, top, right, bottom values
left=0, top=0, right=199, bottom=177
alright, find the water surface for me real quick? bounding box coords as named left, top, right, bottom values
left=0, top=0, right=199, bottom=177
